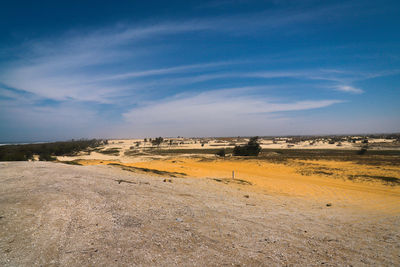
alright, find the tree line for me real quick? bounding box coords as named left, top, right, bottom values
left=0, top=139, right=105, bottom=161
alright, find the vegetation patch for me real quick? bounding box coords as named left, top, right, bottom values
left=298, top=167, right=337, bottom=176
left=212, top=178, right=252, bottom=185
left=0, top=139, right=105, bottom=161
left=147, top=148, right=234, bottom=155
left=59, top=160, right=82, bottom=165
left=257, top=149, right=400, bottom=166
left=124, top=150, right=149, bottom=156
left=348, top=174, right=400, bottom=186
left=115, top=179, right=137, bottom=184
left=210, top=144, right=232, bottom=147
left=297, top=164, right=400, bottom=186
left=233, top=137, right=261, bottom=156
left=108, top=163, right=187, bottom=177
left=98, top=148, right=120, bottom=156
left=215, top=149, right=226, bottom=157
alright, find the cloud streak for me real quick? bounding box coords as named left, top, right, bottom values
left=121, top=88, right=343, bottom=136
left=0, top=4, right=384, bottom=103
left=335, top=85, right=364, bottom=94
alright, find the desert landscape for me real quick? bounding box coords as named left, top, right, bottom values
left=2, top=1, right=400, bottom=266
left=1, top=136, right=400, bottom=266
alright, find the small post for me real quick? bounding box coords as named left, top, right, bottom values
left=232, top=170, right=235, bottom=179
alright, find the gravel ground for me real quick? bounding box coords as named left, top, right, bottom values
left=0, top=162, right=399, bottom=266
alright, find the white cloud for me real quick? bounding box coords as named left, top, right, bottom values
left=0, top=4, right=369, bottom=103
left=92, top=61, right=241, bottom=82
left=1, top=4, right=397, bottom=140
left=335, top=85, right=364, bottom=94
left=0, top=7, right=390, bottom=104
left=122, top=88, right=343, bottom=136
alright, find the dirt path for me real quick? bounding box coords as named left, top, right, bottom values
left=0, top=162, right=399, bottom=266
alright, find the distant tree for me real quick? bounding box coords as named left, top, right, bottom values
left=0, top=139, right=104, bottom=161
left=152, top=137, right=164, bottom=146
left=169, top=140, right=173, bottom=146
left=144, top=138, right=147, bottom=143
left=233, top=136, right=261, bottom=156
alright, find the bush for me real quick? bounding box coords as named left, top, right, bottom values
left=151, top=137, right=163, bottom=146
left=98, top=148, right=120, bottom=155
left=216, top=149, right=226, bottom=157
left=233, top=137, right=261, bottom=156
left=357, top=146, right=368, bottom=155
left=39, top=153, right=56, bottom=161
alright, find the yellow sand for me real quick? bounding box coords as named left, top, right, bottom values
left=75, top=157, right=400, bottom=214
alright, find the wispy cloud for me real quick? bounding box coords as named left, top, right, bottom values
left=335, top=85, right=364, bottom=94
left=122, top=88, right=343, bottom=136
left=0, top=0, right=398, bottom=140
left=92, top=61, right=242, bottom=82
left=0, top=3, right=383, bottom=102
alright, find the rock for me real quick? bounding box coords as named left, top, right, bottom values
left=326, top=203, right=332, bottom=207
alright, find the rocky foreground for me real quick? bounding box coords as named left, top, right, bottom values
left=0, top=162, right=399, bottom=266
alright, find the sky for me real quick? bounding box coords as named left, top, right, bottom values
left=0, top=0, right=399, bottom=142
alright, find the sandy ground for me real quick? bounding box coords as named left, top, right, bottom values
left=56, top=137, right=399, bottom=164
left=75, top=156, right=400, bottom=215
left=1, top=162, right=399, bottom=266
left=101, top=138, right=398, bottom=151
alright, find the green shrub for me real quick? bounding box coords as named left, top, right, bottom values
left=357, top=146, right=368, bottom=155
left=39, top=153, right=56, bottom=161
left=233, top=137, right=261, bottom=156
left=151, top=137, right=163, bottom=146
left=216, top=149, right=226, bottom=157
left=0, top=139, right=104, bottom=161
left=98, top=148, right=120, bottom=155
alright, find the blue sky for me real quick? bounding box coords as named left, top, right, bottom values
left=0, top=0, right=399, bottom=141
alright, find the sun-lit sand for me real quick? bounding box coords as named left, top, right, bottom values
left=59, top=138, right=400, bottom=216
left=74, top=157, right=400, bottom=215
left=2, top=161, right=399, bottom=265
left=2, top=137, right=400, bottom=265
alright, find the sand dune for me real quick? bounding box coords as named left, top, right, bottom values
left=1, top=162, right=399, bottom=266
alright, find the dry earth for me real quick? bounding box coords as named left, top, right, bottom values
left=1, top=162, right=399, bottom=266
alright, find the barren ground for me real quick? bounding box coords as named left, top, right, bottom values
left=1, top=161, right=399, bottom=266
